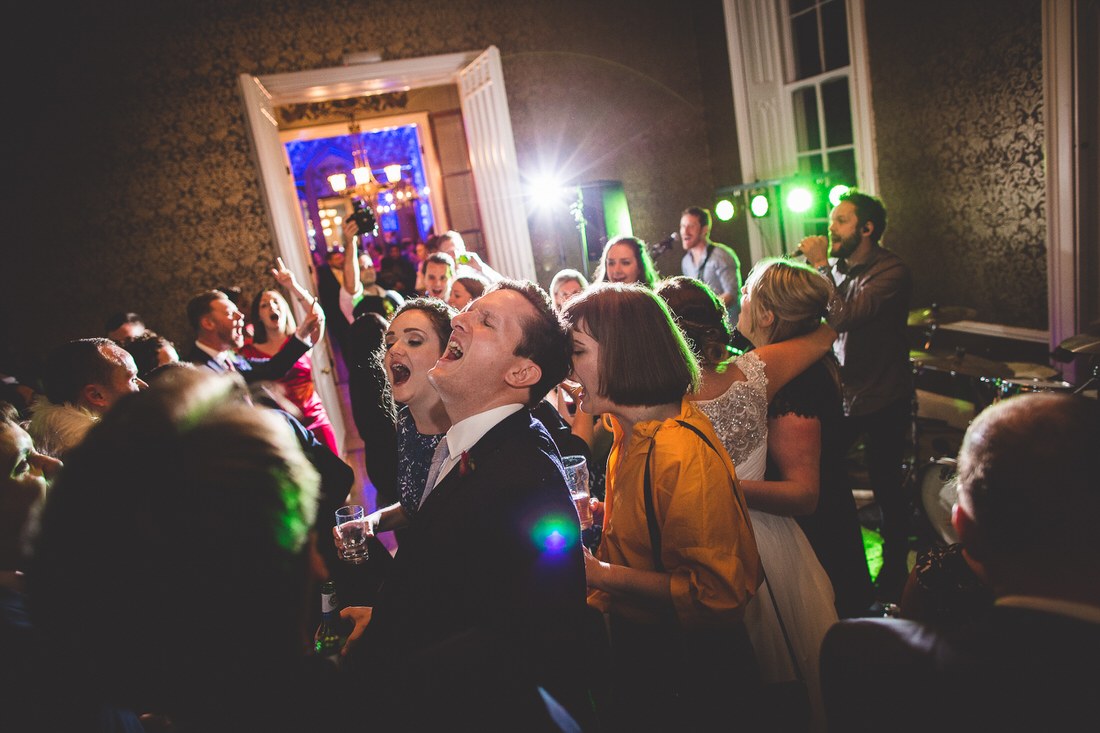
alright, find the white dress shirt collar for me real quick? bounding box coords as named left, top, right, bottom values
left=429, top=403, right=525, bottom=491
left=193, top=340, right=233, bottom=369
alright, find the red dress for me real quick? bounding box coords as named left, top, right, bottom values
left=239, top=342, right=338, bottom=455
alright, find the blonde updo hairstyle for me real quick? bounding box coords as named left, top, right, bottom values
left=744, top=258, right=832, bottom=346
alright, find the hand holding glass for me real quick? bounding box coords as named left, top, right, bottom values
left=563, top=456, right=592, bottom=529
left=335, top=505, right=369, bottom=564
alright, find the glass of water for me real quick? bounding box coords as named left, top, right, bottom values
left=335, top=505, right=369, bottom=564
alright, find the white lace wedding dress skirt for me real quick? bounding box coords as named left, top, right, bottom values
left=695, top=353, right=837, bottom=732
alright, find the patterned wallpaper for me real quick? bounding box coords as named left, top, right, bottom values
left=865, top=0, right=1046, bottom=330
left=6, top=0, right=1047, bottom=355
left=4, top=0, right=725, bottom=355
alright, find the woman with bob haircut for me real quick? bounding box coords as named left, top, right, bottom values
left=591, top=236, right=658, bottom=288
left=562, top=282, right=762, bottom=730
left=659, top=269, right=839, bottom=731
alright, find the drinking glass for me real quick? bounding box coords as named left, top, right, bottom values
left=562, top=455, right=592, bottom=530
left=335, top=505, right=369, bottom=564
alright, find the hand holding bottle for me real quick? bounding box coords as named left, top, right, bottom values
left=339, top=606, right=373, bottom=656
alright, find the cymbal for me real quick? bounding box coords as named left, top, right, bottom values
left=907, top=305, right=978, bottom=327
left=1005, top=362, right=1060, bottom=380
left=910, top=350, right=1013, bottom=379
left=1056, top=332, right=1100, bottom=355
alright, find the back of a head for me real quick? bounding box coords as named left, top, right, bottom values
left=490, top=281, right=571, bottom=408
left=656, top=276, right=730, bottom=365
left=105, top=311, right=144, bottom=336
left=746, top=258, right=831, bottom=345
left=40, top=338, right=117, bottom=406
left=30, top=370, right=320, bottom=721
left=122, top=331, right=174, bottom=380
left=957, top=393, right=1100, bottom=563
left=562, top=283, right=698, bottom=406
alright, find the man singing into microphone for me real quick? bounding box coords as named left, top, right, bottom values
left=798, top=191, right=913, bottom=599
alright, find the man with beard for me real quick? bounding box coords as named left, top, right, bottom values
left=798, top=191, right=913, bottom=598
left=185, top=290, right=321, bottom=383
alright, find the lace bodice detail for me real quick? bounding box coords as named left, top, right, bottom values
left=694, top=351, right=769, bottom=476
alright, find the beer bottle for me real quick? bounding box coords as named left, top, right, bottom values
left=315, top=580, right=344, bottom=664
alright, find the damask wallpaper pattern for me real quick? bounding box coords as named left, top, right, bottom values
left=5, top=0, right=724, bottom=353
left=865, top=0, right=1046, bottom=330
left=7, top=0, right=1047, bottom=352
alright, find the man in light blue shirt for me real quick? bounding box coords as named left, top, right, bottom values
left=680, top=206, right=742, bottom=323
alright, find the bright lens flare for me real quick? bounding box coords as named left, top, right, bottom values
left=787, top=188, right=813, bottom=213
left=530, top=513, right=579, bottom=555
left=529, top=176, right=565, bottom=208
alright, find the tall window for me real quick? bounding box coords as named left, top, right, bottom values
left=786, top=0, right=856, bottom=235
left=725, top=0, right=872, bottom=260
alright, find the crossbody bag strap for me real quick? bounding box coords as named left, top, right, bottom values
left=642, top=439, right=664, bottom=573
left=674, top=419, right=805, bottom=683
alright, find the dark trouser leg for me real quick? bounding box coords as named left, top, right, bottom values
left=845, top=395, right=912, bottom=586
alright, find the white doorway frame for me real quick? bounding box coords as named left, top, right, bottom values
left=238, top=47, right=533, bottom=455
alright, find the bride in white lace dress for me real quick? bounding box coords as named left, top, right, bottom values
left=659, top=267, right=839, bottom=732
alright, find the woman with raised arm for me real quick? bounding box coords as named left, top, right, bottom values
left=658, top=263, right=840, bottom=732
left=562, top=283, right=761, bottom=731
left=241, top=258, right=335, bottom=454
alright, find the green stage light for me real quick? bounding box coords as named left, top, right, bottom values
left=786, top=187, right=813, bottom=213
left=715, top=199, right=735, bottom=221
left=750, top=193, right=770, bottom=217
left=828, top=184, right=851, bottom=207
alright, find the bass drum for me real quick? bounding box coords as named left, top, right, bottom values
left=995, top=378, right=1074, bottom=402
left=919, top=457, right=960, bottom=545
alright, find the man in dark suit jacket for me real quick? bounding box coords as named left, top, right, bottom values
left=341, top=281, right=590, bottom=727
left=821, top=393, right=1100, bottom=732
left=184, top=290, right=319, bottom=382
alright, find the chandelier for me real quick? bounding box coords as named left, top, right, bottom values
left=326, top=116, right=422, bottom=215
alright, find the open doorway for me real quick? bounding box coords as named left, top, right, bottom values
left=280, top=111, right=450, bottom=262
left=239, top=47, right=533, bottom=510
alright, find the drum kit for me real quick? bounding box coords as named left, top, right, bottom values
left=905, top=306, right=1099, bottom=544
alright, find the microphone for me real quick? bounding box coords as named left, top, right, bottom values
left=788, top=249, right=806, bottom=258
left=648, top=233, right=679, bottom=258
